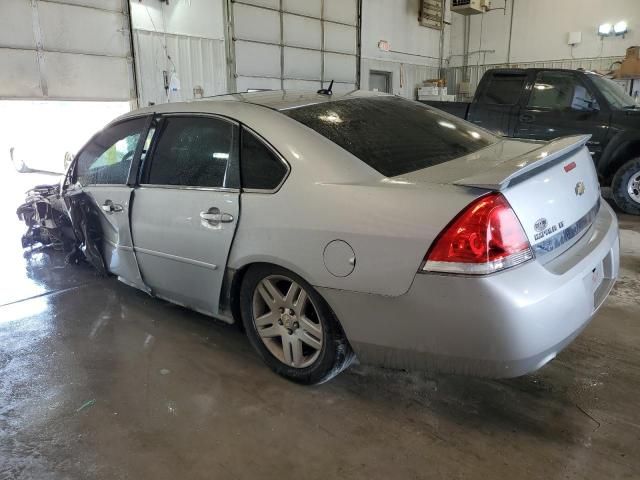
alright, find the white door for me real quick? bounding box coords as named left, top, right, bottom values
left=0, top=0, right=135, bottom=101
left=73, top=116, right=150, bottom=288
left=231, top=0, right=359, bottom=93
left=131, top=115, right=240, bottom=317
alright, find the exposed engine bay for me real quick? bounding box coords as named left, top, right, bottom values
left=16, top=177, right=107, bottom=275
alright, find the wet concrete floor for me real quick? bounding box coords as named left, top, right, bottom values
left=1, top=164, right=639, bottom=479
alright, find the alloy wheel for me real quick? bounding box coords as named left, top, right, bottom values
left=252, top=275, right=323, bottom=368
left=627, top=170, right=640, bottom=204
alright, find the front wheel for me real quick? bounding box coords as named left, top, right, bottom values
left=240, top=264, right=354, bottom=384
left=612, top=158, right=640, bottom=215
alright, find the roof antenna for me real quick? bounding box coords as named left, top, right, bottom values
left=317, top=80, right=334, bottom=95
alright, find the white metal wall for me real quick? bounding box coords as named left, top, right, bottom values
left=230, top=0, right=360, bottom=92
left=133, top=30, right=227, bottom=107
left=0, top=0, right=135, bottom=101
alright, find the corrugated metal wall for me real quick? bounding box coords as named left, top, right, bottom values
left=361, top=58, right=440, bottom=98
left=133, top=30, right=227, bottom=107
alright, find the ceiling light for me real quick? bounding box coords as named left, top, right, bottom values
left=614, top=21, right=628, bottom=35
left=598, top=23, right=613, bottom=36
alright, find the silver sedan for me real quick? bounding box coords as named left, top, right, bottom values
left=59, top=90, right=619, bottom=383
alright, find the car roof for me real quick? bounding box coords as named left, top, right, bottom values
left=130, top=89, right=390, bottom=117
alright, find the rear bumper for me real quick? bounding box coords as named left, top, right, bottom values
left=319, top=200, right=620, bottom=378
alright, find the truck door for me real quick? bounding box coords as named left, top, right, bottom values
left=467, top=71, right=527, bottom=136
left=514, top=71, right=610, bottom=159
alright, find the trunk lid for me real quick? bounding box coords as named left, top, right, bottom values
left=400, top=135, right=601, bottom=261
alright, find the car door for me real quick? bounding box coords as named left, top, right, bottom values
left=131, top=114, right=240, bottom=317
left=72, top=115, right=151, bottom=289
left=514, top=71, right=610, bottom=159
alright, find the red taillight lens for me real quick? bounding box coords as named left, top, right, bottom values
left=423, top=192, right=533, bottom=275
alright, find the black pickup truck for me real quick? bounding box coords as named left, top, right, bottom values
left=424, top=68, right=640, bottom=214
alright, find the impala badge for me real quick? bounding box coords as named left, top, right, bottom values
left=575, top=181, right=586, bottom=196
left=534, top=218, right=548, bottom=233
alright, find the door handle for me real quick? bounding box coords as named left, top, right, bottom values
left=101, top=200, right=123, bottom=213
left=519, top=113, right=535, bottom=123
left=200, top=209, right=234, bottom=224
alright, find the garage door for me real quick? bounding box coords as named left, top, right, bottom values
left=0, top=0, right=135, bottom=101
left=230, top=0, right=360, bottom=93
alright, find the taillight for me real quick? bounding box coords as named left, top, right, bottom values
left=422, top=192, right=533, bottom=275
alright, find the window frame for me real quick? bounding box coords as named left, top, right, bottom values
left=239, top=125, right=291, bottom=194
left=524, top=71, right=599, bottom=112
left=72, top=114, right=152, bottom=188
left=139, top=113, right=242, bottom=192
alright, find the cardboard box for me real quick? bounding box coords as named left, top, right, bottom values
left=626, top=46, right=640, bottom=59
left=418, top=86, right=439, bottom=96
left=614, top=46, right=640, bottom=78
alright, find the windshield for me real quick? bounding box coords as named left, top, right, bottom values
left=283, top=96, right=497, bottom=177
left=589, top=75, right=637, bottom=109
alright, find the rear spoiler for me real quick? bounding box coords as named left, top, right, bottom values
left=453, top=135, right=591, bottom=190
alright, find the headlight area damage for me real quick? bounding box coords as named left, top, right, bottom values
left=16, top=183, right=107, bottom=275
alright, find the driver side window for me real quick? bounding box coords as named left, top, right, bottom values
left=76, top=117, right=147, bottom=185
left=528, top=72, right=598, bottom=111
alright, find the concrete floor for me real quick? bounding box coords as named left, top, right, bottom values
left=1, top=163, right=639, bottom=480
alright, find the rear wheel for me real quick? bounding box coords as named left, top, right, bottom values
left=240, top=264, right=354, bottom=384
left=612, top=158, right=640, bottom=215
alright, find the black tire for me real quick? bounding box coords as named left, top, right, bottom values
left=611, top=158, right=640, bottom=215
left=240, top=264, right=354, bottom=384
left=10, top=148, right=29, bottom=173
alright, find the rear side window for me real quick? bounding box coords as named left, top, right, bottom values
left=284, top=96, right=495, bottom=177
left=241, top=128, right=288, bottom=190
left=479, top=73, right=527, bottom=105
left=144, top=116, right=239, bottom=188
left=76, top=117, right=146, bottom=185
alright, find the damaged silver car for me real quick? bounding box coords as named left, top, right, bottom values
left=18, top=90, right=620, bottom=384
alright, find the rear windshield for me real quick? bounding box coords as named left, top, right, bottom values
left=283, top=96, right=496, bottom=177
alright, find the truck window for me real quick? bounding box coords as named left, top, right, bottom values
left=478, top=73, right=526, bottom=105
left=528, top=72, right=597, bottom=111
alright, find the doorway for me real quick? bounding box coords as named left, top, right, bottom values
left=369, top=71, right=392, bottom=93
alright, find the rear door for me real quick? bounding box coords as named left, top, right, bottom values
left=467, top=71, right=527, bottom=136
left=514, top=71, right=610, bottom=159
left=74, top=116, right=150, bottom=289
left=131, top=114, right=240, bottom=316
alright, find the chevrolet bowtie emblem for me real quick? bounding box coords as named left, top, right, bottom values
left=575, top=181, right=586, bottom=196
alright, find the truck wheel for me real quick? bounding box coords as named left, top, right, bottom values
left=612, top=158, right=640, bottom=215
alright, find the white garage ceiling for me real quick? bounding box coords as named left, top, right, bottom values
left=231, top=0, right=360, bottom=93
left=0, top=0, right=136, bottom=101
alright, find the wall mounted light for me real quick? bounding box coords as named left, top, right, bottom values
left=614, top=21, right=628, bottom=35
left=598, top=23, right=613, bottom=36
left=599, top=21, right=629, bottom=37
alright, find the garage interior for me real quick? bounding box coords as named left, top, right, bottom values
left=1, top=0, right=640, bottom=478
